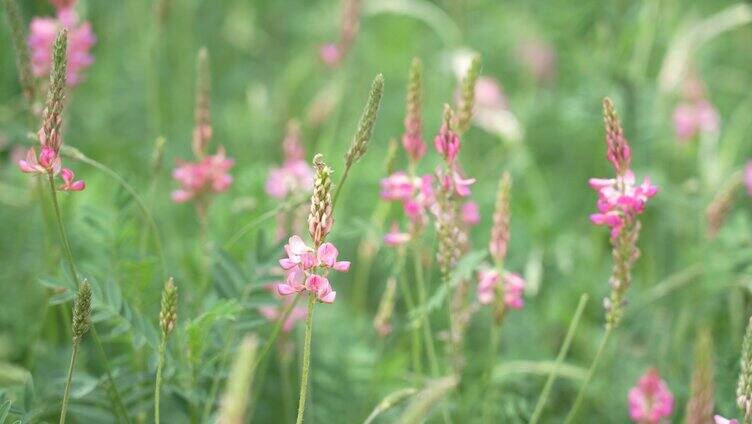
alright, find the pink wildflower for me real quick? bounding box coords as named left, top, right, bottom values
left=434, top=119, right=460, bottom=165
left=384, top=223, right=411, bottom=246
left=266, top=160, right=314, bottom=199
left=276, top=235, right=349, bottom=304
left=380, top=172, right=416, bottom=201
left=476, top=269, right=526, bottom=310
left=628, top=368, right=674, bottom=424
left=441, top=170, right=475, bottom=198
left=589, top=171, right=658, bottom=239
left=461, top=201, right=480, bottom=225
left=28, top=6, right=96, bottom=86
left=171, top=148, right=234, bottom=203
left=474, top=77, right=508, bottom=110
left=714, top=416, right=739, bottom=424
left=59, top=168, right=84, bottom=191
left=319, top=43, right=342, bottom=67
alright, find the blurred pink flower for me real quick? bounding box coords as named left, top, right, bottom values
left=171, top=148, right=234, bottom=203
left=628, top=368, right=674, bottom=424
left=28, top=6, right=96, bottom=86
left=266, top=160, right=314, bottom=199
left=589, top=171, right=658, bottom=239
left=474, top=77, right=508, bottom=110
left=434, top=120, right=460, bottom=165
left=714, top=416, right=739, bottom=424
left=461, top=201, right=480, bottom=225
left=59, top=168, right=84, bottom=191
left=380, top=172, right=416, bottom=201
left=259, top=286, right=308, bottom=333
left=384, top=223, right=411, bottom=246
left=516, top=38, right=556, bottom=82
left=319, top=43, right=342, bottom=67
left=476, top=269, right=526, bottom=310
left=673, top=100, right=720, bottom=141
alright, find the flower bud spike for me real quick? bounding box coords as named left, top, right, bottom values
left=308, top=154, right=334, bottom=247
left=159, top=278, right=178, bottom=337
left=455, top=54, right=481, bottom=135
left=345, top=74, right=384, bottom=167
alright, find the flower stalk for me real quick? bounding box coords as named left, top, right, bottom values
left=155, top=278, right=178, bottom=424
left=60, top=280, right=92, bottom=424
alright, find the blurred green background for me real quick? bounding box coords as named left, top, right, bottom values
left=1, top=0, right=752, bottom=422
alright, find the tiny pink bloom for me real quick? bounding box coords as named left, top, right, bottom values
left=384, top=223, right=411, bottom=246
left=18, top=148, right=45, bottom=174
left=380, top=172, right=416, bottom=201
left=266, top=159, right=314, bottom=199
left=503, top=272, right=525, bottom=310
left=277, top=268, right=306, bottom=295
left=673, top=99, right=720, bottom=141
left=628, top=368, right=674, bottom=424
left=402, top=133, right=426, bottom=163
left=516, top=39, right=556, bottom=82
left=452, top=172, right=476, bottom=197
left=319, top=43, right=342, bottom=67
left=745, top=162, right=752, bottom=196
left=714, top=416, right=739, bottom=424
left=59, top=168, right=85, bottom=191
left=171, top=189, right=193, bottom=203
left=434, top=122, right=460, bottom=164
left=461, top=201, right=480, bottom=225
left=476, top=269, right=501, bottom=305
left=474, top=77, right=508, bottom=110
left=306, top=274, right=336, bottom=303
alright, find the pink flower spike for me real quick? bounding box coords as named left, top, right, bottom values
left=434, top=121, right=460, bottom=164
left=628, top=368, right=674, bottom=424
left=59, top=168, right=85, bottom=191
left=714, top=416, right=739, bottom=424
left=384, top=223, right=411, bottom=246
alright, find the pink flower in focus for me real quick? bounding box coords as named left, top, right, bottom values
left=276, top=235, right=349, bottom=304
left=673, top=100, right=720, bottom=141
left=461, top=201, right=480, bottom=225
left=28, top=7, right=96, bottom=86
left=384, top=223, right=410, bottom=246
left=589, top=171, right=658, bottom=239
left=171, top=148, right=234, bottom=203
left=434, top=120, right=460, bottom=165
left=18, top=146, right=60, bottom=175
left=628, top=368, right=674, bottom=424
left=59, top=168, right=84, bottom=191
left=714, top=416, right=739, bottom=424
left=476, top=269, right=526, bottom=310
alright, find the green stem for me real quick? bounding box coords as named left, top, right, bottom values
left=395, top=248, right=420, bottom=375
left=529, top=294, right=589, bottom=424
left=413, top=244, right=439, bottom=377
left=295, top=294, right=316, bottom=424
left=563, top=327, right=612, bottom=424
left=154, top=337, right=167, bottom=424
left=331, top=163, right=352, bottom=209
left=46, top=174, right=131, bottom=424
left=59, top=339, right=80, bottom=424
left=481, top=323, right=500, bottom=423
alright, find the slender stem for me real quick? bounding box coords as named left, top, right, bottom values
left=154, top=337, right=167, bottom=424
left=59, top=339, right=80, bottom=424
left=395, top=248, right=420, bottom=375
left=413, top=244, right=440, bottom=377
left=331, top=163, right=352, bottom=209
left=529, top=294, right=589, bottom=424
left=481, top=323, right=500, bottom=422
left=45, top=175, right=131, bottom=424
left=295, top=294, right=317, bottom=424
left=563, top=327, right=612, bottom=424
left=224, top=197, right=307, bottom=249
left=279, top=354, right=294, bottom=424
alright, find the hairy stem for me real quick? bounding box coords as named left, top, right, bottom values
left=295, top=294, right=317, bottom=424
left=331, top=162, right=352, bottom=209
left=563, top=327, right=612, bottom=424
left=529, top=294, right=589, bottom=424
left=59, top=339, right=80, bottom=424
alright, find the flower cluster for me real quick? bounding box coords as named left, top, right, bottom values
left=673, top=75, right=720, bottom=142
left=476, top=269, right=525, bottom=310
left=627, top=368, right=674, bottom=424
left=266, top=122, right=314, bottom=200
left=589, top=171, right=658, bottom=239
left=28, top=1, right=95, bottom=86
left=171, top=149, right=234, bottom=203
left=276, top=235, right=350, bottom=303
left=19, top=29, right=85, bottom=192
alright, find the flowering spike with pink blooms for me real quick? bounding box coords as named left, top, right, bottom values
left=434, top=105, right=461, bottom=165
left=28, top=1, right=95, bottom=86
left=403, top=57, right=426, bottom=164
left=628, top=368, right=674, bottom=424
left=590, top=98, right=657, bottom=329
left=308, top=154, right=334, bottom=247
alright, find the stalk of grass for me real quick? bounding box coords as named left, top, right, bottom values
left=60, top=281, right=91, bottom=424
left=154, top=279, right=177, bottom=424
left=412, top=243, right=440, bottom=377
left=217, top=335, right=258, bottom=424
left=295, top=293, right=317, bottom=424
left=562, top=327, right=612, bottom=424
left=363, top=388, right=419, bottom=424
left=529, top=294, right=589, bottom=424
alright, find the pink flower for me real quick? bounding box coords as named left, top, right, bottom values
left=18, top=147, right=60, bottom=175
left=276, top=235, right=349, bottom=304
left=476, top=269, right=526, bottom=310
left=673, top=100, right=720, bottom=141
left=474, top=77, right=508, bottom=110
left=745, top=162, right=752, bottom=197
left=319, top=43, right=342, bottom=67
left=380, top=172, right=416, bottom=201
left=516, top=39, right=556, bottom=82
left=171, top=148, right=234, bottom=203
left=628, top=368, right=674, bottom=424
left=402, top=132, right=426, bottom=164
left=441, top=170, right=475, bottom=197
left=714, top=416, right=739, bottom=424
left=59, top=168, right=84, bottom=191
left=434, top=121, right=460, bottom=165
left=28, top=7, right=96, bottom=86
left=384, top=223, right=411, bottom=246
left=461, top=201, right=480, bottom=225
left=589, top=171, right=658, bottom=238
